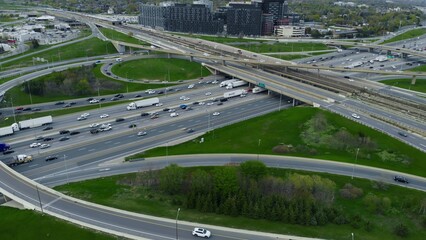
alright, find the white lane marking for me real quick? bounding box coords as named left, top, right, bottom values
left=78, top=148, right=86, bottom=151
left=113, top=142, right=121, bottom=145
left=99, top=168, right=110, bottom=172
left=88, top=148, right=96, bottom=152
left=44, top=197, right=62, bottom=208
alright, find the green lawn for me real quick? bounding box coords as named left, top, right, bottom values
left=380, top=79, right=426, bottom=93
left=0, top=64, right=175, bottom=107
left=176, top=34, right=266, bottom=44
left=381, top=28, right=426, bottom=45
left=55, top=167, right=426, bottom=240
left=236, top=42, right=330, bottom=53
left=1, top=38, right=117, bottom=70
left=269, top=54, right=309, bottom=60
left=411, top=64, right=426, bottom=72
left=98, top=27, right=148, bottom=45
left=0, top=207, right=117, bottom=240
left=129, top=107, right=426, bottom=177
left=111, top=58, right=211, bottom=81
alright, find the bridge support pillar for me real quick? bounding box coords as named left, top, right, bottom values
left=221, top=60, right=226, bottom=66
left=411, top=75, right=417, bottom=85
left=317, top=69, right=320, bottom=76
left=167, top=53, right=171, bottom=59
left=189, top=56, right=194, bottom=62
left=387, top=50, right=391, bottom=56
left=402, top=53, right=408, bottom=59
left=284, top=66, right=288, bottom=72
left=369, top=47, right=374, bottom=53
left=292, top=99, right=296, bottom=107
left=117, top=44, right=126, bottom=54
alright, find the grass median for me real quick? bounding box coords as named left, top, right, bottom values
left=127, top=106, right=426, bottom=177
left=379, top=78, right=426, bottom=93
left=99, top=27, right=148, bottom=45
left=111, top=58, right=211, bottom=81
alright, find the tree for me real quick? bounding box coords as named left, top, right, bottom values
left=394, top=223, right=409, bottom=237
left=213, top=167, right=239, bottom=196
left=190, top=169, right=212, bottom=195
left=240, top=160, right=267, bottom=181
left=159, top=164, right=184, bottom=195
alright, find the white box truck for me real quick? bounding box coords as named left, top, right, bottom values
left=252, top=86, right=267, bottom=93
left=224, top=89, right=247, bottom=98
left=127, top=97, right=160, bottom=110
left=225, top=80, right=247, bottom=89
left=12, top=116, right=53, bottom=130
left=219, top=79, right=238, bottom=87
left=0, top=126, right=14, bottom=137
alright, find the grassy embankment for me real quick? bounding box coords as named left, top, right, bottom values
left=379, top=79, right=426, bottom=93
left=0, top=207, right=117, bottom=240
left=1, top=38, right=117, bottom=70
left=381, top=28, right=426, bottom=45
left=98, top=27, right=148, bottom=46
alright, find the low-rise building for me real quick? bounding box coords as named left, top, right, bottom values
left=275, top=25, right=305, bottom=37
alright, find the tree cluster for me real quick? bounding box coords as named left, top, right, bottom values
left=155, top=162, right=346, bottom=226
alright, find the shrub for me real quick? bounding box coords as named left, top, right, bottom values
left=394, top=223, right=409, bottom=237
left=339, top=183, right=364, bottom=199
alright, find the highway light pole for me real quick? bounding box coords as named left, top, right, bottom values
left=175, top=208, right=181, bottom=240
left=63, top=154, right=69, bottom=184
left=351, top=148, right=360, bottom=180
left=36, top=185, right=43, bottom=214
left=257, top=139, right=261, bottom=160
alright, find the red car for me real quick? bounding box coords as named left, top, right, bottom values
left=15, top=107, right=24, bottom=111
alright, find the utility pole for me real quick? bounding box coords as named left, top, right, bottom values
left=175, top=208, right=181, bottom=240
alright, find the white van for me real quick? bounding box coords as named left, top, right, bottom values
left=116, top=58, right=122, bottom=62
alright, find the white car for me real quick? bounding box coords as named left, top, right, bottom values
left=148, top=90, right=156, bottom=94
left=206, top=102, right=214, bottom=106
left=81, top=113, right=90, bottom=117
left=100, top=123, right=111, bottom=129
left=188, top=84, right=194, bottom=89
left=212, top=112, right=220, bottom=116
left=30, top=142, right=41, bottom=148
left=170, top=112, right=179, bottom=117
left=101, top=126, right=112, bottom=131
left=198, top=101, right=205, bottom=105
left=40, top=144, right=50, bottom=149
left=90, top=123, right=100, bottom=128
left=155, top=103, right=163, bottom=107
left=100, top=114, right=109, bottom=118
left=212, top=80, right=218, bottom=84
left=205, top=92, right=212, bottom=96
left=77, top=116, right=87, bottom=121
left=179, top=96, right=186, bottom=100
left=192, top=228, right=211, bottom=238
left=183, top=97, right=190, bottom=101
left=144, top=89, right=153, bottom=93
left=137, top=131, right=147, bottom=136
left=168, top=109, right=176, bottom=112
left=89, top=99, right=99, bottom=104
left=351, top=113, right=360, bottom=119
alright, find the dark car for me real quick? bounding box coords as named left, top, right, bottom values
left=115, top=118, right=125, bottom=122
left=141, top=112, right=150, bottom=117
left=394, top=176, right=409, bottom=184
left=36, top=136, right=44, bottom=141
left=217, top=102, right=223, bottom=106
left=45, top=155, right=58, bottom=161
left=90, top=129, right=99, bottom=134
left=99, top=98, right=105, bottom=101
left=157, top=91, right=164, bottom=94
left=135, top=94, right=142, bottom=98
left=186, top=128, right=194, bottom=133
left=59, top=130, right=70, bottom=134
left=3, top=150, right=15, bottom=155
left=59, top=136, right=70, bottom=141
left=219, top=98, right=227, bottom=102
left=162, top=108, right=170, bottom=112
left=398, top=132, right=408, bottom=137
left=63, top=103, right=72, bottom=108
left=23, top=107, right=32, bottom=111
left=70, top=102, right=77, bottom=105
left=43, top=137, right=54, bottom=141
left=32, top=108, right=41, bottom=111
left=15, top=107, right=24, bottom=111
left=128, top=123, right=137, bottom=128
left=115, top=93, right=124, bottom=98
left=87, top=97, right=94, bottom=101
left=192, top=102, right=199, bottom=105
left=55, top=101, right=65, bottom=105
left=110, top=97, right=119, bottom=101
left=69, top=131, right=80, bottom=135
left=43, top=126, right=53, bottom=131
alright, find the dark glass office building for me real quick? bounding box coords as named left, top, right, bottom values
left=226, top=3, right=262, bottom=36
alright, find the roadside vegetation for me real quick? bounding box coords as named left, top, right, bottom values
left=380, top=79, right=426, bottom=93
left=111, top=58, right=211, bottom=81
left=180, top=34, right=266, bottom=44
left=411, top=64, right=426, bottom=72
left=0, top=207, right=117, bottom=240
left=128, top=107, right=426, bottom=177
left=1, top=38, right=117, bottom=70
left=235, top=42, right=330, bottom=53
left=55, top=163, right=426, bottom=240
left=381, top=28, right=426, bottom=45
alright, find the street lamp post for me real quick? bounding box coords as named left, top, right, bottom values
left=351, top=232, right=354, bottom=240
left=63, top=154, right=69, bottom=184
left=257, top=139, right=261, bottom=160
left=351, top=148, right=360, bottom=179
left=175, top=208, right=181, bottom=240
left=36, top=185, right=43, bottom=214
